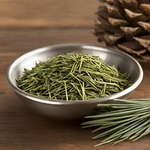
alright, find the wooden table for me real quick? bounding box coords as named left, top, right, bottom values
left=0, top=0, right=150, bottom=150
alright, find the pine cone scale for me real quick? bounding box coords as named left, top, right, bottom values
left=138, top=22, right=150, bottom=33
left=118, top=44, right=146, bottom=55
left=133, top=37, right=150, bottom=51
left=140, top=4, right=150, bottom=16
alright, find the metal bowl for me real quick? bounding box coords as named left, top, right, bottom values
left=7, top=44, right=143, bottom=120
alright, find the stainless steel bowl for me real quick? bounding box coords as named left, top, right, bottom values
left=7, top=44, right=143, bottom=120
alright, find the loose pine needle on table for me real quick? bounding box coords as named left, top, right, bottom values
left=81, top=97, right=150, bottom=147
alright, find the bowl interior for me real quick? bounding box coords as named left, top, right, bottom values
left=8, top=44, right=143, bottom=102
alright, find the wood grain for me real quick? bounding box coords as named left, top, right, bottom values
left=0, top=0, right=150, bottom=150
left=0, top=0, right=98, bottom=27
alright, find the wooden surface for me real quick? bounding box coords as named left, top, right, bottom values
left=0, top=0, right=150, bottom=150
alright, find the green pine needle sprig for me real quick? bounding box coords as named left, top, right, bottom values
left=81, top=97, right=150, bottom=147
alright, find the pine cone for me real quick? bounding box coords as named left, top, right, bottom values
left=93, top=0, right=150, bottom=62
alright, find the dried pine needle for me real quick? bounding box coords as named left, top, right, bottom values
left=81, top=97, right=150, bottom=147
left=16, top=53, right=132, bottom=100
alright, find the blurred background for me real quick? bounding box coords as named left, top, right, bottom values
left=0, top=0, right=100, bottom=53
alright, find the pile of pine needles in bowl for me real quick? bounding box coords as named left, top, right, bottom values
left=16, top=53, right=132, bottom=100
left=81, top=97, right=150, bottom=147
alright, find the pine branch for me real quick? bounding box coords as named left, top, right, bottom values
left=81, top=97, right=150, bottom=147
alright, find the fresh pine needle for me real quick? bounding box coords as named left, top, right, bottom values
left=81, top=97, right=150, bottom=147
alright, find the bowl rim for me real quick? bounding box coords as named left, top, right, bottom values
left=7, top=43, right=144, bottom=105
